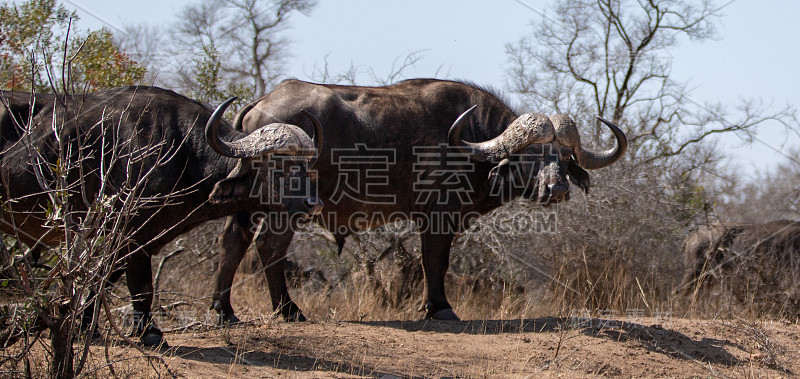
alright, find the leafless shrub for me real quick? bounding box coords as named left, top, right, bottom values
left=0, top=75, right=180, bottom=378
left=0, top=104, right=175, bottom=377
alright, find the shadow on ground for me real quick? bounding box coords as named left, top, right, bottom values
left=358, top=317, right=741, bottom=366
left=162, top=343, right=404, bottom=377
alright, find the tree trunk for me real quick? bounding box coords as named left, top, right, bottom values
left=49, top=314, right=74, bottom=379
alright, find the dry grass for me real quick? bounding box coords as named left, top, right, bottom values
left=4, top=216, right=798, bottom=378
left=144, top=211, right=798, bottom=330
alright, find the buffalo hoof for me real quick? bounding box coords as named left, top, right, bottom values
left=427, top=308, right=460, bottom=321
left=212, top=301, right=240, bottom=325
left=218, top=312, right=241, bottom=326
left=132, top=324, right=167, bottom=348
left=279, top=302, right=306, bottom=322
left=281, top=309, right=306, bottom=322
left=139, top=328, right=167, bottom=348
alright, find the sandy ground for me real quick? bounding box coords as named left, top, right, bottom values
left=87, top=315, right=800, bottom=378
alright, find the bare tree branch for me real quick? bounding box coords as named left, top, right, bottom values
left=169, top=0, right=316, bottom=103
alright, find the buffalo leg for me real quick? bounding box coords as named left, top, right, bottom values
left=419, top=229, right=458, bottom=320
left=253, top=228, right=301, bottom=321
left=211, top=212, right=254, bottom=324
left=125, top=251, right=164, bottom=347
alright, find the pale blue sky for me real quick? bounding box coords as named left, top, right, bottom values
left=61, top=0, right=800, bottom=177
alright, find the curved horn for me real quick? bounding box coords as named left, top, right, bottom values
left=301, top=109, right=324, bottom=165
left=205, top=97, right=243, bottom=158
left=447, top=105, right=477, bottom=154
left=449, top=105, right=555, bottom=162
left=206, top=98, right=316, bottom=158
left=576, top=117, right=627, bottom=170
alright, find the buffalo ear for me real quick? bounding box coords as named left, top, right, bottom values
left=210, top=160, right=254, bottom=203
left=487, top=158, right=512, bottom=191
left=568, top=160, right=590, bottom=194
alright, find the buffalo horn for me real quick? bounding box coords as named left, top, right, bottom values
left=301, top=109, right=324, bottom=166
left=551, top=115, right=627, bottom=170
left=206, top=97, right=316, bottom=158
left=449, top=105, right=555, bottom=162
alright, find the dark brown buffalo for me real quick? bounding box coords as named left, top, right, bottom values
left=209, top=79, right=627, bottom=322
left=0, top=87, right=322, bottom=345
left=677, top=223, right=745, bottom=293
left=678, top=220, right=800, bottom=313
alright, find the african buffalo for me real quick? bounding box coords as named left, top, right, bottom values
left=0, top=86, right=322, bottom=345
left=677, top=223, right=745, bottom=294
left=678, top=220, right=800, bottom=314
left=209, top=78, right=627, bottom=322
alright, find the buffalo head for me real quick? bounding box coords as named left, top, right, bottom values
left=206, top=97, right=324, bottom=216
left=449, top=107, right=627, bottom=205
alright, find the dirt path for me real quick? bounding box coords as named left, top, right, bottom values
left=94, top=316, right=800, bottom=378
